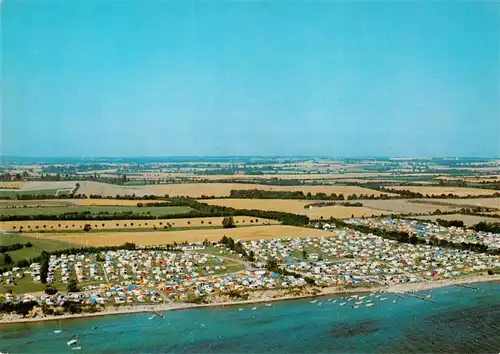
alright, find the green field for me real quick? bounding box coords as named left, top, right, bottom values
left=0, top=205, right=193, bottom=216
left=0, top=189, right=65, bottom=198
left=0, top=233, right=73, bottom=263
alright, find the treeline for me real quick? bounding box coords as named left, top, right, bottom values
left=228, top=189, right=394, bottom=201
left=381, top=188, right=500, bottom=199
left=435, top=219, right=465, bottom=228
left=229, top=189, right=345, bottom=200
left=472, top=222, right=500, bottom=234
left=0, top=242, right=32, bottom=253
left=334, top=219, right=498, bottom=255
left=303, top=201, right=363, bottom=208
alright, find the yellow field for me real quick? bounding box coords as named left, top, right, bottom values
left=0, top=181, right=25, bottom=189
left=389, top=186, right=498, bottom=197
left=0, top=216, right=278, bottom=232
left=199, top=199, right=384, bottom=219
left=75, top=199, right=168, bottom=206
left=29, top=225, right=330, bottom=246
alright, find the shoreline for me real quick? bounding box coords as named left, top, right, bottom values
left=1, top=274, right=499, bottom=325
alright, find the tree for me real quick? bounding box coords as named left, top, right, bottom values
left=248, top=250, right=255, bottom=262
left=265, top=257, right=279, bottom=273
left=45, top=285, right=58, bottom=295
left=67, top=277, right=79, bottom=293
left=222, top=216, right=235, bottom=229
left=3, top=253, right=13, bottom=265
left=302, top=249, right=308, bottom=260
left=83, top=224, right=92, bottom=232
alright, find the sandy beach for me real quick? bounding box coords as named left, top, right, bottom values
left=1, top=274, right=498, bottom=325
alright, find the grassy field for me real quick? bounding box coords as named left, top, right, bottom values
left=76, top=199, right=169, bottom=206
left=199, top=198, right=385, bottom=219
left=0, top=205, right=192, bottom=216
left=0, top=233, right=73, bottom=262
left=29, top=225, right=330, bottom=246
left=0, top=200, right=74, bottom=207
left=411, top=213, right=500, bottom=226
left=0, top=189, right=63, bottom=198
left=0, top=216, right=278, bottom=232
left=388, top=186, right=499, bottom=197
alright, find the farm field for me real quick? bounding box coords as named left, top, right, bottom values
left=359, top=199, right=455, bottom=214
left=0, top=200, right=74, bottom=208
left=138, top=183, right=397, bottom=198
left=0, top=233, right=72, bottom=262
left=0, top=181, right=25, bottom=189
left=199, top=199, right=385, bottom=219
left=411, top=214, right=500, bottom=226
left=75, top=199, right=168, bottom=206
left=28, top=225, right=330, bottom=246
left=0, top=216, right=279, bottom=232
left=388, top=186, right=499, bottom=197
left=0, top=189, right=63, bottom=198
left=17, top=181, right=399, bottom=198
left=408, top=198, right=500, bottom=210
left=0, top=205, right=191, bottom=217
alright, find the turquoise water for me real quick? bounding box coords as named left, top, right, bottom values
left=1, top=282, right=499, bottom=353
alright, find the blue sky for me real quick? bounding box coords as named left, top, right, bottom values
left=2, top=1, right=499, bottom=157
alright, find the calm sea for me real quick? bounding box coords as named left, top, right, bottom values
left=1, top=282, right=499, bottom=353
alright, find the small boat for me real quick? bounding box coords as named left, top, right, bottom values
left=332, top=300, right=337, bottom=304
left=265, top=303, right=272, bottom=307
left=355, top=301, right=363, bottom=305
left=238, top=308, right=244, bottom=311
left=366, top=303, right=375, bottom=307
left=92, top=326, right=98, bottom=330
left=392, top=300, right=396, bottom=303
left=54, top=330, right=62, bottom=333
left=327, top=298, right=332, bottom=302
left=375, top=294, right=381, bottom=298
left=358, top=296, right=366, bottom=300
left=352, top=305, right=360, bottom=309
left=67, top=335, right=81, bottom=350
left=317, top=302, right=323, bottom=306
left=310, top=300, right=318, bottom=304
left=252, top=307, right=257, bottom=311
left=366, top=299, right=373, bottom=303
left=380, top=297, right=387, bottom=301
left=339, top=302, right=346, bottom=306
left=148, top=315, right=156, bottom=320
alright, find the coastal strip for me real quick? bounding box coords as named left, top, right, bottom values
left=2, top=274, right=498, bottom=325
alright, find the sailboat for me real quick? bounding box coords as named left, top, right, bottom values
left=54, top=323, right=62, bottom=333
left=67, top=335, right=81, bottom=350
